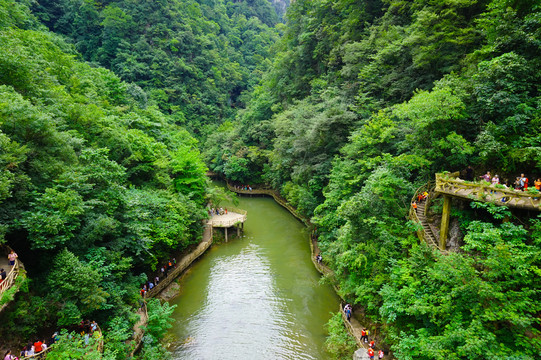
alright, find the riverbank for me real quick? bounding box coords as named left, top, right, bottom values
left=129, top=223, right=214, bottom=355
left=226, top=181, right=392, bottom=358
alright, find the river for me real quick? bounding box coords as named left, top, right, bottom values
left=166, top=193, right=340, bottom=359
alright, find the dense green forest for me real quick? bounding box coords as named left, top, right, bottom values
left=206, top=0, right=541, bottom=358
left=2, top=0, right=541, bottom=358
left=31, top=0, right=280, bottom=134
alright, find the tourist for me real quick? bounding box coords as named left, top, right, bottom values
left=316, top=254, right=322, bottom=264
left=3, top=350, right=17, bottom=360
left=368, top=347, right=375, bottom=360
left=412, top=201, right=417, bottom=212
left=479, top=171, right=491, bottom=183
left=514, top=177, right=521, bottom=190
left=422, top=191, right=428, bottom=201
left=0, top=268, right=6, bottom=283
left=33, top=339, right=43, bottom=353
left=361, top=328, right=368, bottom=343
left=148, top=281, right=154, bottom=290
left=519, top=173, right=527, bottom=190
left=378, top=349, right=384, bottom=359
left=24, top=344, right=34, bottom=357
left=155, top=276, right=159, bottom=285
left=464, top=165, right=474, bottom=181
left=225, top=208, right=228, bottom=214
left=7, top=250, right=17, bottom=266
left=344, top=303, right=352, bottom=322
left=91, top=321, right=98, bottom=332
left=19, top=347, right=26, bottom=358
left=50, top=332, right=58, bottom=346
left=369, top=340, right=375, bottom=348
left=140, top=288, right=145, bottom=298
left=491, top=175, right=499, bottom=185
left=41, top=341, right=47, bottom=351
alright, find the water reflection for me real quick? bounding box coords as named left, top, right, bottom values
left=169, top=196, right=338, bottom=360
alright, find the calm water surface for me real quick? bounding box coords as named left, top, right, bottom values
left=167, top=194, right=339, bottom=360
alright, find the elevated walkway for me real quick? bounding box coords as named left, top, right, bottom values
left=0, top=245, right=24, bottom=313
left=410, top=172, right=541, bottom=251
left=435, top=173, right=541, bottom=210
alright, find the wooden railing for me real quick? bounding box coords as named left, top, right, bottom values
left=0, top=258, right=19, bottom=295
left=409, top=182, right=440, bottom=250
left=19, top=326, right=103, bottom=359
left=226, top=182, right=310, bottom=226
left=435, top=173, right=541, bottom=210
left=129, top=302, right=148, bottom=357
left=146, top=224, right=213, bottom=298
left=208, top=207, right=247, bottom=227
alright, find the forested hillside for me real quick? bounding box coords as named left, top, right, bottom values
left=2, top=0, right=541, bottom=358
left=30, top=0, right=280, bottom=135
left=0, top=0, right=214, bottom=357
left=207, top=0, right=541, bottom=358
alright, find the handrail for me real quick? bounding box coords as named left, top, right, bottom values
left=0, top=258, right=19, bottom=295
left=226, top=182, right=311, bottom=226
left=409, top=181, right=442, bottom=251
left=19, top=326, right=103, bottom=359
left=435, top=173, right=541, bottom=210
left=129, top=301, right=148, bottom=357
left=209, top=215, right=246, bottom=227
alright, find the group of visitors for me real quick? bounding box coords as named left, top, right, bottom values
left=233, top=184, right=252, bottom=191
left=477, top=171, right=541, bottom=193
left=209, top=207, right=227, bottom=216
left=360, top=327, right=384, bottom=359
left=12, top=332, right=58, bottom=359
left=140, top=259, right=176, bottom=297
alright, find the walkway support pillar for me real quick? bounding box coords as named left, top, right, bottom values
left=237, top=224, right=240, bottom=237
left=440, top=195, right=452, bottom=250
left=225, top=227, right=228, bottom=242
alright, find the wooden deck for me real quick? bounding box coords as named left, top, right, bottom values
left=208, top=207, right=247, bottom=227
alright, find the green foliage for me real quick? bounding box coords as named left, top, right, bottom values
left=46, top=330, right=102, bottom=360
left=324, top=312, right=358, bottom=360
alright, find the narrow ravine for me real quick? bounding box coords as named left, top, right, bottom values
left=166, top=194, right=339, bottom=359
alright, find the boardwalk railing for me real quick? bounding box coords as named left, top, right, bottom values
left=0, top=245, right=24, bottom=312
left=435, top=173, right=541, bottom=210
left=20, top=326, right=103, bottom=359
left=408, top=181, right=441, bottom=250
left=0, top=258, right=19, bottom=295
left=146, top=224, right=213, bottom=298
left=129, top=302, right=148, bottom=357
left=208, top=208, right=247, bottom=227
left=226, top=182, right=310, bottom=226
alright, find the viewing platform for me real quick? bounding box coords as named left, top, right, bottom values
left=207, top=207, right=247, bottom=241
left=410, top=172, right=541, bottom=251
left=435, top=172, right=541, bottom=210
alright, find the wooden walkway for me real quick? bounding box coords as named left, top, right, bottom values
left=0, top=246, right=24, bottom=313
left=435, top=173, right=541, bottom=210
left=208, top=207, right=246, bottom=227
left=129, top=224, right=214, bottom=355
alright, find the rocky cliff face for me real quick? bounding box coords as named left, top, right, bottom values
left=270, top=0, right=290, bottom=17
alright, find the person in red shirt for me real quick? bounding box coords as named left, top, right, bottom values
left=369, top=340, right=375, bottom=348
left=34, top=340, right=43, bottom=353
left=368, top=347, right=375, bottom=360
left=361, top=328, right=368, bottom=343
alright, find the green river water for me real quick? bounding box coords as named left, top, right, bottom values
left=167, top=194, right=340, bottom=359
